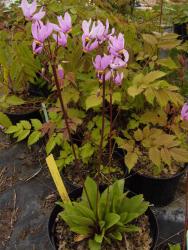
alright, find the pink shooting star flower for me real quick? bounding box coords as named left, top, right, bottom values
left=108, top=33, right=127, bottom=57
left=32, top=21, right=53, bottom=54
left=82, top=19, right=106, bottom=52
left=181, top=103, right=188, bottom=120
left=113, top=72, right=124, bottom=85
left=100, top=19, right=115, bottom=42
left=82, top=36, right=99, bottom=52
left=53, top=32, right=68, bottom=47
left=110, top=56, right=127, bottom=69
left=57, top=12, right=72, bottom=33
left=93, top=55, right=113, bottom=82
left=21, top=0, right=45, bottom=21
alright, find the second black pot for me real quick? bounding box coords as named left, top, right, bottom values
left=48, top=187, right=159, bottom=250
left=126, top=166, right=186, bottom=207
left=5, top=109, right=42, bottom=124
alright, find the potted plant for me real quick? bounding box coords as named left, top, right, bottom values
left=48, top=177, right=159, bottom=250
left=115, top=103, right=188, bottom=206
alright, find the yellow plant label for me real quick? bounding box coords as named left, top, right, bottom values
left=46, top=154, right=70, bottom=203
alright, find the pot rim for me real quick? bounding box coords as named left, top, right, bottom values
left=131, top=164, right=187, bottom=181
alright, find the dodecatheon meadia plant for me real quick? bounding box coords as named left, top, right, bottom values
left=32, top=21, right=54, bottom=54
left=113, top=72, right=124, bottom=86
left=93, top=55, right=113, bottom=82
left=53, top=32, right=68, bottom=48
left=181, top=103, right=188, bottom=120
left=108, top=33, right=125, bottom=57
left=82, top=19, right=112, bottom=52
left=56, top=13, right=72, bottom=34
left=21, top=0, right=45, bottom=21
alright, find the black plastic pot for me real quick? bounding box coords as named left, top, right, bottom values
left=48, top=188, right=159, bottom=250
left=174, top=23, right=188, bottom=41
left=126, top=166, right=186, bottom=207
left=5, top=108, right=42, bottom=124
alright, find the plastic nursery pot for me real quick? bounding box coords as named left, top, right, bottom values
left=5, top=108, right=42, bottom=124
left=126, top=166, right=186, bottom=207
left=174, top=23, right=188, bottom=40
left=48, top=188, right=159, bottom=250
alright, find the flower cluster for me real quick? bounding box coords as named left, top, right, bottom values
left=82, top=19, right=129, bottom=85
left=21, top=0, right=72, bottom=54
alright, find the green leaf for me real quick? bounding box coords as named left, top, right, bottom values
left=0, top=112, right=12, bottom=128
left=94, top=234, right=104, bottom=243
left=156, top=58, right=178, bottom=70
left=17, top=130, right=30, bottom=142
left=134, top=129, right=143, bottom=141
left=31, top=119, right=42, bottom=130
left=85, top=94, right=102, bottom=110
left=80, top=143, right=95, bottom=163
left=20, top=120, right=31, bottom=130
left=124, top=152, right=138, bottom=171
left=143, top=71, right=166, bottom=84
left=144, top=87, right=155, bottom=105
left=161, top=147, right=171, bottom=166
left=88, top=239, right=101, bottom=250
left=168, top=243, right=181, bottom=250
left=142, top=34, right=158, bottom=45
left=149, top=147, right=161, bottom=166
left=127, top=86, right=143, bottom=97
left=28, top=131, right=41, bottom=146
left=105, top=213, right=120, bottom=230
left=108, top=231, right=122, bottom=241
left=6, top=95, right=25, bottom=105
left=170, top=148, right=188, bottom=163
left=82, top=177, right=98, bottom=214
left=158, top=39, right=181, bottom=49
left=6, top=125, right=20, bottom=134
left=46, top=136, right=56, bottom=155
left=123, top=225, right=140, bottom=232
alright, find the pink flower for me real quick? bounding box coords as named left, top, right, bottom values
left=82, top=36, right=99, bottom=52
left=101, top=20, right=115, bottom=42
left=108, top=33, right=125, bottom=56
left=93, top=55, right=112, bottom=82
left=82, top=19, right=107, bottom=52
left=21, top=0, right=45, bottom=21
left=32, top=21, right=53, bottom=54
left=181, top=103, right=188, bottom=120
left=113, top=72, right=124, bottom=85
left=53, top=32, right=68, bottom=47
left=57, top=12, right=72, bottom=33
left=93, top=55, right=112, bottom=71
left=110, top=57, right=127, bottom=69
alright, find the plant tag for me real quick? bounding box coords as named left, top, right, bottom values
left=46, top=154, right=70, bottom=203
left=41, top=103, right=49, bottom=122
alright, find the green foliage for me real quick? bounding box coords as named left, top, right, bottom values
left=169, top=243, right=181, bottom=250
left=127, top=71, right=184, bottom=108
left=0, top=112, right=12, bottom=128
left=5, top=119, right=43, bottom=145
left=59, top=177, right=149, bottom=249
left=115, top=124, right=188, bottom=174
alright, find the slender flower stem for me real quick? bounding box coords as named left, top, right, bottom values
left=96, top=75, right=106, bottom=227
left=109, top=82, right=113, bottom=169
left=51, top=63, right=79, bottom=166
left=98, top=75, right=106, bottom=171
